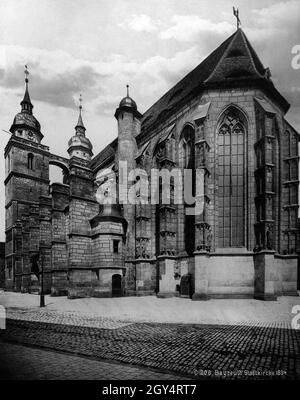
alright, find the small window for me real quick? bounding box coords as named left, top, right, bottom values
left=113, top=240, right=119, bottom=254
left=27, top=153, right=34, bottom=170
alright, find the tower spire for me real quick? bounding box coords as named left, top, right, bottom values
left=68, top=93, right=93, bottom=160
left=21, top=65, right=33, bottom=114
left=75, top=93, right=86, bottom=135
left=126, top=84, right=129, bottom=97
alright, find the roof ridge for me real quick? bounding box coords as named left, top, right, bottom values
left=204, top=28, right=264, bottom=84
left=239, top=29, right=264, bottom=78
left=91, top=29, right=290, bottom=171
left=242, top=31, right=266, bottom=75
left=204, top=29, right=238, bottom=83
left=141, top=31, right=236, bottom=121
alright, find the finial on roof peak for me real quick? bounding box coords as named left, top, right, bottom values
left=118, top=84, right=137, bottom=111
left=75, top=93, right=86, bottom=133
left=233, top=6, right=241, bottom=30
left=21, top=64, right=33, bottom=114
left=24, top=65, right=29, bottom=84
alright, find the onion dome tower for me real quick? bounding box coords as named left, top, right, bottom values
left=117, top=84, right=137, bottom=113
left=10, top=65, right=43, bottom=143
left=114, top=84, right=141, bottom=120
left=67, top=94, right=93, bottom=160
left=114, top=84, right=142, bottom=166
left=4, top=66, right=51, bottom=294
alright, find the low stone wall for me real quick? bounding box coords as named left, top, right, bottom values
left=193, top=251, right=299, bottom=300
left=193, top=253, right=254, bottom=300
left=207, top=255, right=254, bottom=298
left=274, top=255, right=298, bottom=296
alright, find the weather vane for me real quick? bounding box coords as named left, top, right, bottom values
left=233, top=7, right=241, bottom=30
left=24, top=65, right=29, bottom=83
left=79, top=93, right=82, bottom=111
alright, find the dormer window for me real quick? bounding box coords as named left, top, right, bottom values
left=27, top=153, right=34, bottom=170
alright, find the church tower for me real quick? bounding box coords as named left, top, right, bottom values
left=66, top=97, right=98, bottom=298
left=4, top=66, right=51, bottom=293
left=67, top=94, right=93, bottom=161
left=114, top=85, right=142, bottom=259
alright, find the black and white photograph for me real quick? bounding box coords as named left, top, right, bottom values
left=0, top=0, right=300, bottom=390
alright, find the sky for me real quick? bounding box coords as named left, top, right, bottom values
left=0, top=0, right=300, bottom=241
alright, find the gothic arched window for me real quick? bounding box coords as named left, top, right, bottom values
left=181, top=125, right=195, bottom=255
left=217, top=108, right=246, bottom=248
left=286, top=129, right=298, bottom=158
left=182, top=127, right=194, bottom=169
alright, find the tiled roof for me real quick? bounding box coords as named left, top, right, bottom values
left=135, top=140, right=150, bottom=160
left=140, top=31, right=236, bottom=132
left=91, top=28, right=290, bottom=172
left=254, top=97, right=276, bottom=114
left=90, top=138, right=117, bottom=172
left=141, top=29, right=289, bottom=133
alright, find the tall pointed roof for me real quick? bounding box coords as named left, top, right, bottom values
left=10, top=65, right=42, bottom=135
left=21, top=84, right=32, bottom=108
left=20, top=65, right=33, bottom=115
left=141, top=28, right=289, bottom=133
left=75, top=94, right=86, bottom=134
left=68, top=94, right=93, bottom=159
left=204, top=28, right=265, bottom=83
left=75, top=110, right=85, bottom=131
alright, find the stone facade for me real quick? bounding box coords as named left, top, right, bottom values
left=4, top=28, right=300, bottom=300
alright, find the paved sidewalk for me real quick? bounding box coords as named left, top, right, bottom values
left=7, top=308, right=132, bottom=330
left=5, top=307, right=293, bottom=330
left=0, top=341, right=186, bottom=380
left=1, top=291, right=300, bottom=326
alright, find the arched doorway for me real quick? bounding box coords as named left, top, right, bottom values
left=112, top=273, right=122, bottom=297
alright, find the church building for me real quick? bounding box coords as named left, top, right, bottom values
left=4, top=27, right=300, bottom=300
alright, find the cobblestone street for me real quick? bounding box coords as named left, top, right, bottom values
left=1, top=317, right=300, bottom=380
